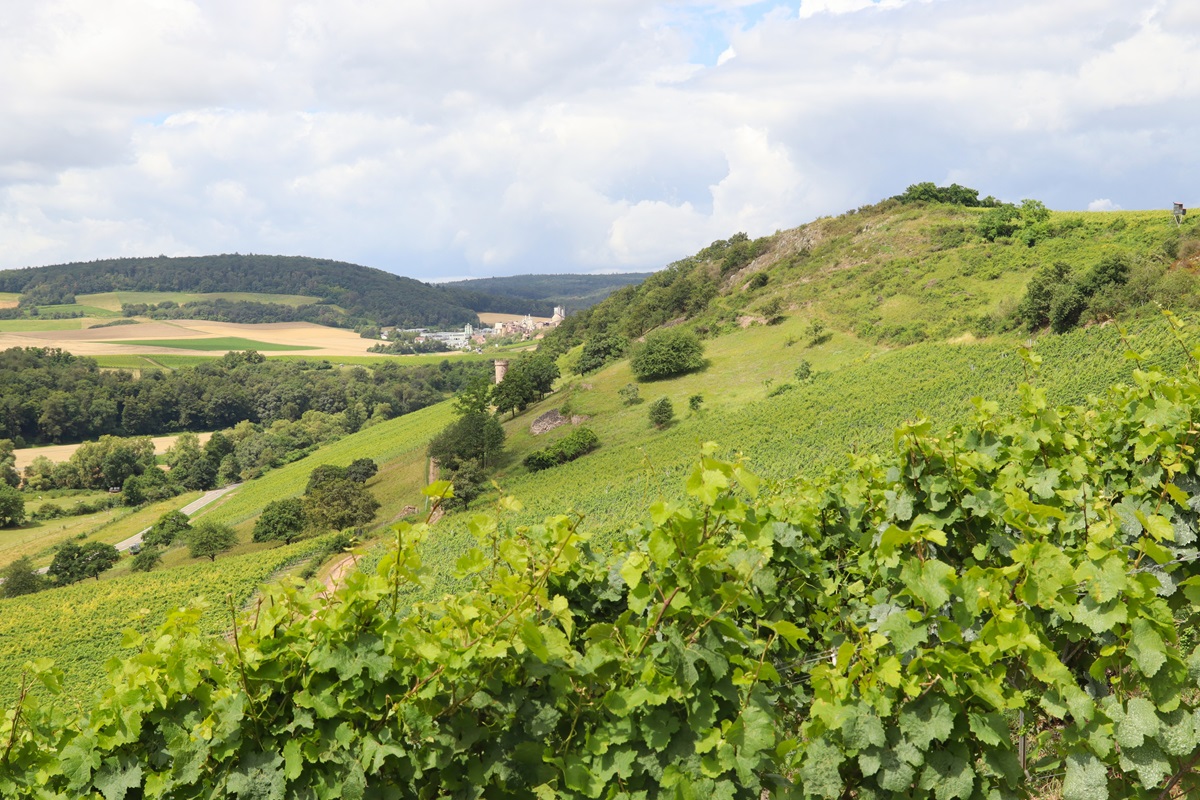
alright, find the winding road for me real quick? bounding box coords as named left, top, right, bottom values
left=115, top=483, right=241, bottom=552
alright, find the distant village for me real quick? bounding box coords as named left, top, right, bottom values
left=382, top=306, right=566, bottom=350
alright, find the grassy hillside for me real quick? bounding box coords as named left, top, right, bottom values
left=545, top=202, right=1199, bottom=355
left=3, top=197, right=1196, bottom=709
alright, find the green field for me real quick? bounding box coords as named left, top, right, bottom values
left=0, top=538, right=325, bottom=702
left=0, top=318, right=88, bottom=332
left=88, top=354, right=169, bottom=370
left=102, top=336, right=318, bottom=352
left=37, top=303, right=121, bottom=318
left=202, top=401, right=455, bottom=531
left=77, top=290, right=323, bottom=311
left=89, top=352, right=493, bottom=370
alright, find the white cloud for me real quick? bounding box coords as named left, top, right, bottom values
left=0, top=0, right=1197, bottom=278
left=1088, top=199, right=1121, bottom=212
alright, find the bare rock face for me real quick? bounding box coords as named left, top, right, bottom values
left=531, top=409, right=568, bottom=435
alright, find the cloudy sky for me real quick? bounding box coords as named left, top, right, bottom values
left=1, top=0, right=1196, bottom=281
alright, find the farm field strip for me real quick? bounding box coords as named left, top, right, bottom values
left=0, top=318, right=89, bottom=332
left=101, top=336, right=318, bottom=352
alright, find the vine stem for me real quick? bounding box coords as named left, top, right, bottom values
left=1, top=670, right=29, bottom=765
left=227, top=593, right=262, bottom=745
left=464, top=517, right=579, bottom=651
left=635, top=587, right=681, bottom=657
left=1157, top=747, right=1200, bottom=800
left=737, top=631, right=778, bottom=715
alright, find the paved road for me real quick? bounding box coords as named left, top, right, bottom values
left=3, top=484, right=244, bottom=581
left=114, top=483, right=242, bottom=552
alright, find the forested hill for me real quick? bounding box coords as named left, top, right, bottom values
left=0, top=255, right=575, bottom=328
left=445, top=272, right=654, bottom=312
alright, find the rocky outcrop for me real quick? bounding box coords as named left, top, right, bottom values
left=531, top=409, right=568, bottom=435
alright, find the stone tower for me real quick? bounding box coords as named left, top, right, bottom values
left=493, top=359, right=509, bottom=384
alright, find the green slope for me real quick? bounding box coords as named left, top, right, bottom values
left=544, top=203, right=1200, bottom=355
left=4, top=197, right=1196, bottom=706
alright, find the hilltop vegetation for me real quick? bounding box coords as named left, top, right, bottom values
left=544, top=193, right=1200, bottom=358
left=446, top=272, right=654, bottom=313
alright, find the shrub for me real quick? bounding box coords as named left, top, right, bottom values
left=794, top=360, right=812, bottom=382
left=143, top=510, right=191, bottom=548
left=345, top=458, right=379, bottom=484
left=630, top=329, right=705, bottom=381
left=618, top=384, right=641, bottom=406
left=648, top=398, right=674, bottom=429
left=253, top=498, right=307, bottom=544
left=186, top=521, right=238, bottom=561
left=444, top=459, right=489, bottom=508
left=806, top=320, right=831, bottom=347
left=688, top=395, right=704, bottom=412
left=0, top=483, right=25, bottom=528
left=130, top=546, right=164, bottom=573
left=523, top=428, right=600, bottom=472
left=575, top=335, right=627, bottom=375
left=0, top=556, right=45, bottom=598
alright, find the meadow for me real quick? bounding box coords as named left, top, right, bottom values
left=0, top=492, right=204, bottom=571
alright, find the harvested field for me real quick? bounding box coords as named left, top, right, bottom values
left=13, top=432, right=215, bottom=471
left=477, top=312, right=552, bottom=326
left=0, top=320, right=381, bottom=358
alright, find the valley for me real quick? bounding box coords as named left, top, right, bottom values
left=2, top=192, right=1200, bottom=797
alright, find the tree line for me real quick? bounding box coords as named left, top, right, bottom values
left=0, top=254, right=603, bottom=329
left=0, top=347, right=490, bottom=445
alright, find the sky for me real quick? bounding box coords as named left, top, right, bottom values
left=1, top=0, right=1197, bottom=281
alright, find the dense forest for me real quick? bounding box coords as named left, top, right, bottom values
left=0, top=347, right=490, bottom=445
left=446, top=272, right=653, bottom=312
left=0, top=255, right=573, bottom=329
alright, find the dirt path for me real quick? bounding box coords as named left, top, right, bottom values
left=322, top=553, right=359, bottom=591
